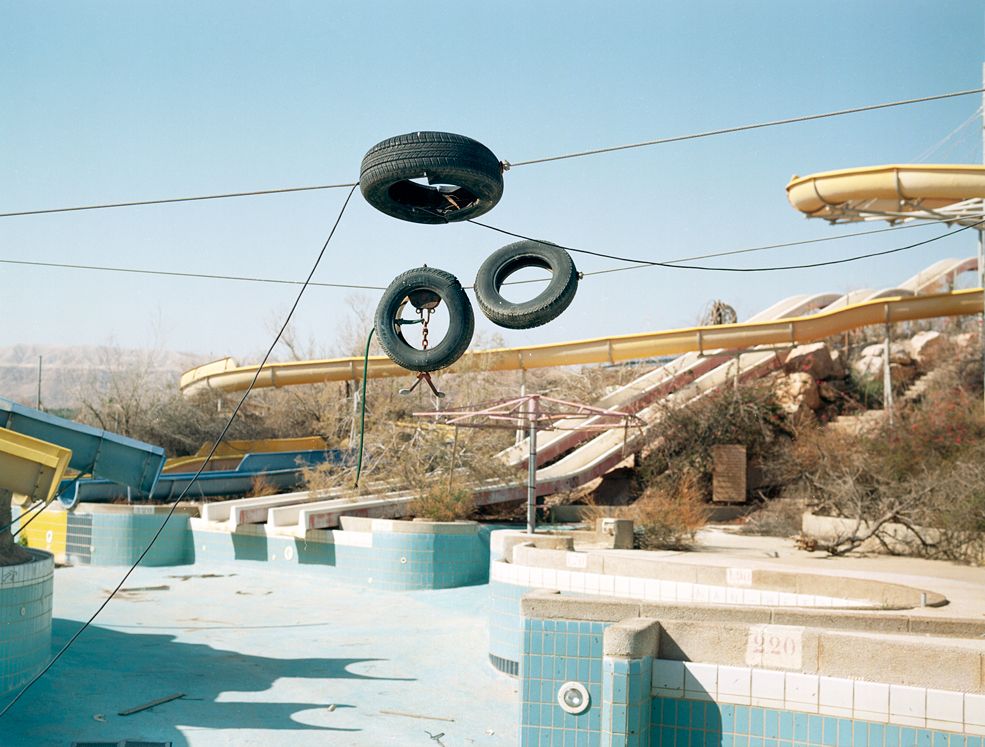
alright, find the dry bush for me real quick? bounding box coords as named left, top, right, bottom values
left=739, top=498, right=806, bottom=537
left=786, top=381, right=985, bottom=562
left=247, top=473, right=278, bottom=498
left=631, top=472, right=709, bottom=550
left=410, top=484, right=475, bottom=522
left=639, top=383, right=789, bottom=500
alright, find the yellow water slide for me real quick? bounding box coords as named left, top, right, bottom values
left=181, top=289, right=984, bottom=395
left=786, top=164, right=985, bottom=221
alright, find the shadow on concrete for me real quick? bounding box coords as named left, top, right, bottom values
left=1, top=618, right=415, bottom=746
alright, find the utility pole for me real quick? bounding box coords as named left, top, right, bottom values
left=980, top=62, right=984, bottom=413
left=36, top=356, right=42, bottom=411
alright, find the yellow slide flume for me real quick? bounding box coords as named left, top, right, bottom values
left=786, top=164, right=985, bottom=220
left=181, top=288, right=984, bottom=395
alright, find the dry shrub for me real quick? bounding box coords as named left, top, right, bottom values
left=639, top=384, right=788, bottom=500
left=631, top=472, right=709, bottom=550
left=247, top=473, right=278, bottom=498
left=787, top=380, right=985, bottom=562
left=739, top=498, right=806, bottom=537
left=411, top=484, right=475, bottom=522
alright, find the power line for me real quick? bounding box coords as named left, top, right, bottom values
left=0, top=185, right=358, bottom=719
left=3, top=87, right=981, bottom=219
left=913, top=105, right=983, bottom=162
left=0, top=219, right=949, bottom=292
left=0, top=257, right=386, bottom=291
left=468, top=218, right=985, bottom=273
left=0, top=219, right=945, bottom=292
left=506, top=87, right=985, bottom=167
left=0, top=181, right=358, bottom=219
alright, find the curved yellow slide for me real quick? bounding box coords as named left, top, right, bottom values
left=786, top=163, right=985, bottom=220
left=181, top=288, right=983, bottom=395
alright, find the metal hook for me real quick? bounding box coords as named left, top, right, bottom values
left=398, top=371, right=445, bottom=398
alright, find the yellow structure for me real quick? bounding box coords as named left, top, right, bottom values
left=0, top=429, right=72, bottom=505
left=181, top=289, right=983, bottom=395
left=786, top=164, right=985, bottom=221
left=162, top=436, right=328, bottom=473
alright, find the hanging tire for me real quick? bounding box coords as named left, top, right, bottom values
left=360, top=131, right=504, bottom=224
left=474, top=240, right=579, bottom=329
left=375, top=266, right=475, bottom=372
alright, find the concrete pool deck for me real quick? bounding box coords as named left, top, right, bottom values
left=2, top=564, right=518, bottom=746
left=3, top=525, right=984, bottom=746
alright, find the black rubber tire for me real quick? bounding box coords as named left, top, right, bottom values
left=375, top=266, right=475, bottom=372
left=360, top=131, right=504, bottom=224
left=474, top=241, right=579, bottom=329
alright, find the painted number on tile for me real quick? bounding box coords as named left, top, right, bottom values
left=745, top=625, right=803, bottom=669
left=726, top=567, right=753, bottom=587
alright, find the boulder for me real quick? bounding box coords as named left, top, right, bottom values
left=773, top=372, right=821, bottom=414
left=784, top=342, right=837, bottom=380
left=906, top=330, right=951, bottom=371
left=829, top=349, right=847, bottom=378
left=851, top=354, right=917, bottom=386
left=952, top=332, right=977, bottom=351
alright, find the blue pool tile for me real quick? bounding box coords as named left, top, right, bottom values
left=765, top=740, right=777, bottom=747
left=947, top=737, right=965, bottom=747
left=917, top=730, right=932, bottom=747
left=885, top=726, right=900, bottom=747
left=751, top=708, right=765, bottom=737
left=661, top=726, right=676, bottom=747
left=677, top=727, right=690, bottom=747
left=707, top=728, right=723, bottom=747
left=736, top=707, right=750, bottom=735
left=661, top=699, right=676, bottom=727
left=934, top=734, right=948, bottom=747
left=765, top=710, right=779, bottom=739
left=751, top=738, right=764, bottom=747
left=676, top=700, right=691, bottom=728
left=854, top=721, right=868, bottom=747
left=722, top=705, right=736, bottom=733
left=966, top=738, right=983, bottom=747
left=901, top=728, right=916, bottom=747
left=838, top=719, right=852, bottom=746
left=691, top=728, right=706, bottom=747
left=809, top=717, right=823, bottom=746
left=794, top=714, right=808, bottom=743
left=780, top=713, right=793, bottom=740
left=868, top=723, right=884, bottom=747
left=734, top=736, right=748, bottom=747
left=690, top=701, right=707, bottom=728
left=822, top=718, right=837, bottom=747
left=722, top=735, right=734, bottom=747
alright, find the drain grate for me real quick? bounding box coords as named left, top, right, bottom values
left=72, top=741, right=172, bottom=747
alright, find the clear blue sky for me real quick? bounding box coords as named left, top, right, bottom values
left=1, top=1, right=982, bottom=363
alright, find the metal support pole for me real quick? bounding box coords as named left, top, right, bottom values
left=979, top=228, right=984, bottom=413
left=515, top=368, right=527, bottom=445
left=883, top=322, right=894, bottom=425
left=527, top=396, right=538, bottom=535
left=733, top=352, right=741, bottom=390
left=36, top=356, right=42, bottom=410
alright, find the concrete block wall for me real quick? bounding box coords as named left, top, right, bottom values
left=0, top=550, right=53, bottom=696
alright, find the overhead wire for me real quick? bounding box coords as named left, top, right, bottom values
left=506, top=87, right=985, bottom=167
left=0, top=182, right=358, bottom=219
left=0, top=185, right=358, bottom=719
left=467, top=218, right=985, bottom=273
left=913, top=106, right=983, bottom=162
left=0, top=219, right=946, bottom=291
left=1, top=86, right=981, bottom=219
left=0, top=257, right=387, bottom=291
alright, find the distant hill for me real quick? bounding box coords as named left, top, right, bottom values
left=0, top=345, right=203, bottom=409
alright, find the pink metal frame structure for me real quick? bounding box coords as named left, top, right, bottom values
left=414, top=394, right=641, bottom=534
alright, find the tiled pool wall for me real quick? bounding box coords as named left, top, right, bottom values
left=0, top=550, right=53, bottom=696
left=18, top=506, right=193, bottom=566
left=192, top=520, right=491, bottom=590
left=518, top=614, right=985, bottom=747
left=16, top=505, right=491, bottom=590
left=488, top=555, right=874, bottom=682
